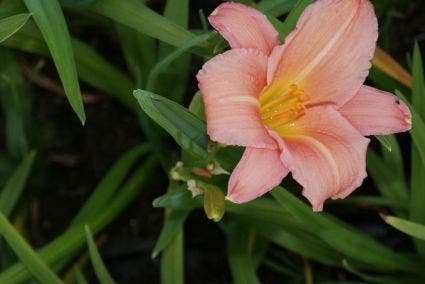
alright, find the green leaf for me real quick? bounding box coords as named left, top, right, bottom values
left=0, top=157, right=157, bottom=284
left=368, top=66, right=410, bottom=95
left=0, top=48, right=30, bottom=158
left=366, top=146, right=409, bottom=214
left=256, top=0, right=298, bottom=17
left=188, top=92, right=206, bottom=121
left=395, top=90, right=425, bottom=171
left=85, top=225, right=116, bottom=284
left=408, top=43, right=425, bottom=256
left=333, top=195, right=407, bottom=210
left=152, top=189, right=198, bottom=210
left=225, top=222, right=260, bottom=284
left=227, top=201, right=343, bottom=267
left=0, top=13, right=31, bottom=43
left=115, top=23, right=156, bottom=88
left=0, top=211, right=63, bottom=284
left=152, top=209, right=189, bottom=258
left=146, top=33, right=212, bottom=92
left=270, top=188, right=419, bottom=272
left=2, top=20, right=135, bottom=112
left=0, top=0, right=27, bottom=19
left=23, top=0, right=85, bottom=124
left=134, top=90, right=209, bottom=158
left=160, top=227, right=184, bottom=284
left=71, top=144, right=150, bottom=225
left=278, top=0, right=313, bottom=39
left=70, top=38, right=135, bottom=110
left=382, top=215, right=425, bottom=242
left=74, top=266, right=89, bottom=284
left=412, top=42, right=425, bottom=116
left=154, top=0, right=191, bottom=102
left=0, top=150, right=36, bottom=218
left=89, top=0, right=202, bottom=52
left=374, top=135, right=392, bottom=152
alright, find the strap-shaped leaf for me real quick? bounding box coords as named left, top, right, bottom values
left=256, top=0, right=298, bottom=17
left=407, top=43, right=425, bottom=256
left=0, top=151, right=36, bottom=218
left=152, top=209, right=189, bottom=258
left=85, top=225, right=116, bottom=284
left=270, top=188, right=420, bottom=272
left=90, top=0, right=193, bottom=49
left=383, top=215, right=425, bottom=242
left=0, top=212, right=63, bottom=284
left=24, top=0, right=86, bottom=124
left=134, top=90, right=209, bottom=158
left=0, top=13, right=30, bottom=43
left=0, top=157, right=156, bottom=283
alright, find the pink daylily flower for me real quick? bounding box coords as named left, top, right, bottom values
left=196, top=0, right=411, bottom=211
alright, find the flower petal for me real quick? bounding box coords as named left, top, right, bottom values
left=339, top=85, right=412, bottom=136
left=209, top=2, right=279, bottom=55
left=280, top=106, right=370, bottom=211
left=270, top=0, right=378, bottom=106
left=197, top=48, right=277, bottom=149
left=227, top=144, right=289, bottom=203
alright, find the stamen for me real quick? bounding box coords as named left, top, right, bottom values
left=259, top=83, right=308, bottom=134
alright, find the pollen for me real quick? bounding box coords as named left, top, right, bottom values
left=259, top=83, right=308, bottom=135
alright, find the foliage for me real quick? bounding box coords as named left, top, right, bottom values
left=0, top=0, right=424, bottom=283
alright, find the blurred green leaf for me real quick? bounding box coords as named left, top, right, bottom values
left=2, top=21, right=135, bottom=111
left=256, top=0, right=298, bottom=17
left=368, top=66, right=410, bottom=95
left=74, top=266, right=89, bottom=284
left=84, top=225, right=116, bottom=284
left=152, top=188, right=199, bottom=210
left=0, top=48, right=30, bottom=158
left=146, top=33, right=212, bottom=93
left=115, top=23, right=156, bottom=88
left=334, top=195, right=407, bottom=210
left=188, top=92, right=206, bottom=121
left=89, top=0, right=201, bottom=52
left=160, top=226, right=184, bottom=284
left=228, top=201, right=343, bottom=267
left=375, top=135, right=392, bottom=152
left=152, top=209, right=189, bottom=258
left=225, top=222, right=260, bottom=284
left=270, top=188, right=419, bottom=272
left=408, top=43, right=425, bottom=257
left=396, top=90, right=425, bottom=173
left=0, top=13, right=31, bottom=43
left=0, top=0, right=27, bottom=19
left=134, top=90, right=209, bottom=159
left=0, top=150, right=36, bottom=218
left=278, top=0, right=313, bottom=39
left=0, top=211, right=63, bottom=284
left=24, top=0, right=85, bottom=124
left=383, top=215, right=425, bottom=242
left=155, top=0, right=191, bottom=103
left=72, top=144, right=150, bottom=225
left=367, top=135, right=407, bottom=208
left=0, top=157, right=156, bottom=283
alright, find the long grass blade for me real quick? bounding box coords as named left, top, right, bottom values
left=23, top=0, right=85, bottom=123
left=0, top=150, right=36, bottom=218
left=84, top=225, right=116, bottom=284
left=0, top=211, right=63, bottom=284
left=0, top=13, right=30, bottom=43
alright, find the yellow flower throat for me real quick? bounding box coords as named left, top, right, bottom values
left=259, top=83, right=309, bottom=135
